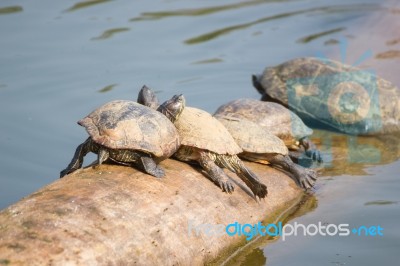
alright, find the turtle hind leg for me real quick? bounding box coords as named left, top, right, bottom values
left=134, top=156, right=165, bottom=178
left=97, top=148, right=110, bottom=165
left=88, top=148, right=111, bottom=170
left=268, top=154, right=317, bottom=190
left=198, top=151, right=235, bottom=193
left=216, top=154, right=268, bottom=199
left=60, top=137, right=93, bottom=178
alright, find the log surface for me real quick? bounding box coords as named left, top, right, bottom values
left=0, top=160, right=302, bottom=265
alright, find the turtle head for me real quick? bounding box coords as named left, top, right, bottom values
left=252, top=74, right=265, bottom=95
left=158, top=94, right=185, bottom=123
left=137, top=85, right=159, bottom=109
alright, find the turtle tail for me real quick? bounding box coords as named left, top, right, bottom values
left=216, top=154, right=268, bottom=199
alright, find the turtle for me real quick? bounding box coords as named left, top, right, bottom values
left=138, top=87, right=268, bottom=199
left=60, top=93, right=185, bottom=178
left=214, top=98, right=322, bottom=163
left=252, top=57, right=400, bottom=135
left=215, top=116, right=317, bottom=189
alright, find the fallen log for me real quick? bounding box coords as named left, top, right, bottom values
left=0, top=160, right=303, bottom=265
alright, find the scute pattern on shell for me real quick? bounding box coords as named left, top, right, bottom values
left=257, top=57, right=400, bottom=135
left=216, top=116, right=288, bottom=155
left=174, top=107, right=242, bottom=155
left=214, top=99, right=312, bottom=144
left=78, top=100, right=180, bottom=158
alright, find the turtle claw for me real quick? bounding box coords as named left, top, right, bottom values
left=60, top=168, right=74, bottom=178
left=152, top=167, right=165, bottom=178
left=220, top=181, right=235, bottom=194
left=298, top=168, right=317, bottom=190
left=59, top=170, right=67, bottom=178
left=139, top=157, right=165, bottom=178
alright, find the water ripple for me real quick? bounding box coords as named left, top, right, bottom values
left=191, top=58, right=224, bottom=64
left=184, top=4, right=379, bottom=44
left=297, top=27, right=346, bottom=43
left=365, top=200, right=399, bottom=206
left=91, top=27, right=130, bottom=40
left=130, top=0, right=293, bottom=21
left=98, top=84, right=118, bottom=93
left=0, top=6, right=23, bottom=15
left=65, top=0, right=114, bottom=12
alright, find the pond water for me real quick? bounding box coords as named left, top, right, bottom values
left=0, top=0, right=399, bottom=264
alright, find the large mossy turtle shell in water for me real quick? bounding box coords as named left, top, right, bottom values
left=214, top=99, right=312, bottom=147
left=174, top=107, right=242, bottom=155
left=253, top=57, right=400, bottom=135
left=79, top=100, right=180, bottom=159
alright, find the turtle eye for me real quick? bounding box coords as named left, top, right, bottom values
left=178, top=95, right=185, bottom=105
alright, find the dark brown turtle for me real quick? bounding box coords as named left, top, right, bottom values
left=216, top=116, right=317, bottom=189
left=139, top=87, right=268, bottom=199
left=214, top=98, right=322, bottom=162
left=60, top=93, right=185, bottom=178
left=252, top=57, right=400, bottom=135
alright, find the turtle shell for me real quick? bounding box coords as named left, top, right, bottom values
left=78, top=100, right=180, bottom=158
left=254, top=57, right=400, bottom=135
left=174, top=107, right=242, bottom=155
left=214, top=99, right=312, bottom=146
left=216, top=116, right=288, bottom=155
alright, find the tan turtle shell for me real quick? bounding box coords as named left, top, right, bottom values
left=214, top=99, right=312, bottom=146
left=216, top=116, right=288, bottom=155
left=78, top=100, right=180, bottom=158
left=174, top=107, right=242, bottom=155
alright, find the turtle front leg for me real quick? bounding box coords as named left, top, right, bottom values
left=267, top=154, right=317, bottom=190
left=288, top=150, right=313, bottom=168
left=60, top=137, right=93, bottom=178
left=299, top=137, right=323, bottom=163
left=198, top=151, right=235, bottom=193
left=215, top=154, right=268, bottom=199
left=135, top=156, right=165, bottom=178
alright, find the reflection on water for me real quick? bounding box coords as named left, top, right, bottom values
left=91, top=27, right=130, bottom=40
left=218, top=193, right=318, bottom=265
left=375, top=50, right=400, bottom=59
left=324, top=38, right=340, bottom=45
left=0, top=6, right=23, bottom=15
left=184, top=4, right=379, bottom=44
left=191, top=58, right=223, bottom=65
left=262, top=159, right=400, bottom=265
left=176, top=77, right=203, bottom=84
left=386, top=38, right=400, bottom=46
left=129, top=0, right=286, bottom=21
left=185, top=9, right=306, bottom=44
left=65, top=0, right=113, bottom=12
left=313, top=130, right=400, bottom=176
left=364, top=200, right=398, bottom=206
left=297, top=27, right=345, bottom=43
left=98, top=84, right=118, bottom=93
